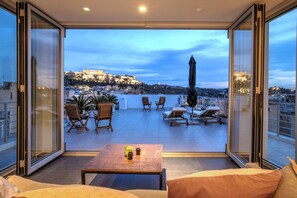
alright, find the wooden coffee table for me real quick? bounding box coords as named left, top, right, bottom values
left=81, top=144, right=164, bottom=189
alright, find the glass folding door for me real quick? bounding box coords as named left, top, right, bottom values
left=0, top=5, right=17, bottom=172
left=263, top=8, right=297, bottom=167
left=17, top=2, right=64, bottom=174
left=228, top=5, right=265, bottom=166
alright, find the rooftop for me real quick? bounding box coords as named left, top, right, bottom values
left=65, top=109, right=227, bottom=152
left=64, top=108, right=294, bottom=167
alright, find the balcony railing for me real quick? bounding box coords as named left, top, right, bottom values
left=0, top=101, right=17, bottom=144
left=64, top=93, right=229, bottom=114
left=268, top=102, right=295, bottom=140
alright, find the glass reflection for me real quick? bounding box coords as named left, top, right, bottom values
left=231, top=14, right=253, bottom=163
left=0, top=7, right=17, bottom=171
left=31, top=12, right=60, bottom=164
left=264, top=9, right=296, bottom=167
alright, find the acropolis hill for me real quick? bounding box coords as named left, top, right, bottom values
left=65, top=69, right=142, bottom=85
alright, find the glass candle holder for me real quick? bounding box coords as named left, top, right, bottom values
left=136, top=147, right=141, bottom=155
left=128, top=151, right=133, bottom=160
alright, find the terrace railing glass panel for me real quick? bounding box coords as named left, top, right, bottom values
left=264, top=8, right=297, bottom=167
left=0, top=6, right=17, bottom=172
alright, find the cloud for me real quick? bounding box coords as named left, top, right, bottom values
left=66, top=29, right=228, bottom=53
left=96, top=53, right=159, bottom=66
left=198, top=81, right=228, bottom=89
left=269, top=9, right=297, bottom=45
left=84, top=65, right=150, bottom=73
left=269, top=69, right=295, bottom=89
left=190, top=38, right=229, bottom=58
left=65, top=29, right=229, bottom=88
left=136, top=73, right=160, bottom=77
left=194, top=46, right=229, bottom=58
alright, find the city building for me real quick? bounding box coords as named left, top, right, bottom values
left=0, top=82, right=17, bottom=101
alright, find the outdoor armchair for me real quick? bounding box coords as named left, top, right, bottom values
left=65, top=104, right=90, bottom=133
left=94, top=103, right=113, bottom=132
left=142, top=97, right=152, bottom=111
left=155, top=96, right=166, bottom=111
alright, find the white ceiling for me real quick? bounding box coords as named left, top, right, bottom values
left=9, top=0, right=285, bottom=28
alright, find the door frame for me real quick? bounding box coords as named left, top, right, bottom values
left=227, top=4, right=265, bottom=167
left=0, top=1, right=17, bottom=175
left=17, top=2, right=64, bottom=175
left=263, top=2, right=297, bottom=168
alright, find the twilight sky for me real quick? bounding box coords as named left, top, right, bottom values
left=268, top=9, right=296, bottom=89
left=65, top=5, right=296, bottom=89
left=65, top=29, right=229, bottom=88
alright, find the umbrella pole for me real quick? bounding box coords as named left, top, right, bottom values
left=188, top=106, right=199, bottom=125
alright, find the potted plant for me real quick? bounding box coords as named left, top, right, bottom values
left=103, top=93, right=119, bottom=110
left=66, top=94, right=93, bottom=114
left=90, top=95, right=106, bottom=110
left=90, top=93, right=119, bottom=111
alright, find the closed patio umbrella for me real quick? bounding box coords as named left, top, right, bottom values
left=187, top=55, right=198, bottom=116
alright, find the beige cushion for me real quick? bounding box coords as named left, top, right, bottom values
left=287, top=157, right=297, bottom=174
left=245, top=163, right=261, bottom=169
left=167, top=168, right=281, bottom=198
left=13, top=186, right=138, bottom=198
left=0, top=176, right=19, bottom=197
left=126, top=189, right=167, bottom=198
left=7, top=175, right=78, bottom=192
left=273, top=160, right=297, bottom=198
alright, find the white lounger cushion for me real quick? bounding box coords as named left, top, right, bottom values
left=163, top=107, right=186, bottom=118
left=163, top=111, right=172, bottom=117
left=193, top=106, right=220, bottom=116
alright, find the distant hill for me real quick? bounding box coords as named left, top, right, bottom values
left=64, top=70, right=229, bottom=96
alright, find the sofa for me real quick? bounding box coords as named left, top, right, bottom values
left=1, top=158, right=297, bottom=198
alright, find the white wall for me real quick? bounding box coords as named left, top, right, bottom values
left=115, top=94, right=181, bottom=109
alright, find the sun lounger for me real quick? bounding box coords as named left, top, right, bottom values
left=192, top=106, right=222, bottom=125
left=163, top=107, right=189, bottom=126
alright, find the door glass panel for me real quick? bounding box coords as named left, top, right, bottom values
left=231, top=13, right=253, bottom=163
left=30, top=12, right=60, bottom=164
left=264, top=9, right=296, bottom=167
left=0, top=7, right=17, bottom=171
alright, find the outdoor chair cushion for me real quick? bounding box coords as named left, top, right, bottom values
left=192, top=106, right=220, bottom=116
left=163, top=107, right=186, bottom=118
left=163, top=111, right=172, bottom=117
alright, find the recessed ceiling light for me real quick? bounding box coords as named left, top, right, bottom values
left=196, top=8, right=202, bottom=12
left=138, top=5, right=147, bottom=13
left=83, top=7, right=90, bottom=12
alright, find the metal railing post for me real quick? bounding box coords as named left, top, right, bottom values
left=277, top=103, right=280, bottom=137
left=4, top=102, right=7, bottom=142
